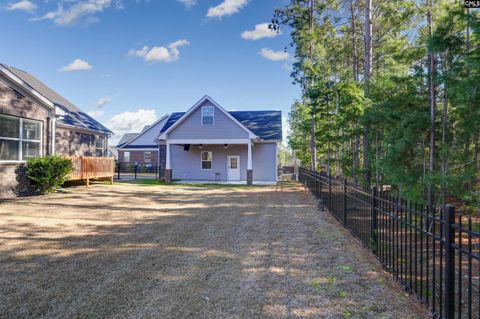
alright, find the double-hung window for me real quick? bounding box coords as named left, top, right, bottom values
left=95, top=137, right=105, bottom=157
left=144, top=151, right=152, bottom=163
left=0, top=114, right=42, bottom=161
left=201, top=106, right=214, bottom=126
left=201, top=151, right=212, bottom=170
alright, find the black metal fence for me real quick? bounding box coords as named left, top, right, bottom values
left=115, top=162, right=161, bottom=180
left=298, top=167, right=480, bottom=319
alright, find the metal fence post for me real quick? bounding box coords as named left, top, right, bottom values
left=328, top=174, right=332, bottom=209
left=343, top=178, right=347, bottom=226
left=444, top=204, right=455, bottom=319
left=371, top=186, right=378, bottom=250
left=117, top=162, right=121, bottom=180
left=134, top=164, right=138, bottom=180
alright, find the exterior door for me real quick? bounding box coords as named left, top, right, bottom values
left=227, top=155, right=240, bottom=181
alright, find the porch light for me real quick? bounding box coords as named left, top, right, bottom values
left=224, top=144, right=228, bottom=149
left=199, top=144, right=203, bottom=149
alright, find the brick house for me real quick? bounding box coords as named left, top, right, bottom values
left=0, top=63, right=112, bottom=198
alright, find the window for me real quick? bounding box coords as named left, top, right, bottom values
left=201, top=151, right=212, bottom=170
left=123, top=151, right=130, bottom=162
left=0, top=114, right=42, bottom=161
left=144, top=151, right=152, bottom=163
left=95, top=137, right=104, bottom=157
left=201, top=106, right=214, bottom=126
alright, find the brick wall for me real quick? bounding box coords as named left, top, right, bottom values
left=0, top=78, right=50, bottom=198
left=55, top=126, right=108, bottom=157
left=118, top=150, right=159, bottom=165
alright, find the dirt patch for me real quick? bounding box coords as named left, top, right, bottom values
left=0, top=182, right=428, bottom=318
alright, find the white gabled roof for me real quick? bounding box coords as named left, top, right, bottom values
left=120, top=114, right=169, bottom=148
left=158, top=95, right=257, bottom=140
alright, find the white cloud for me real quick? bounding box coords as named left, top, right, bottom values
left=34, top=0, right=114, bottom=26
left=107, top=109, right=157, bottom=144
left=60, top=59, right=93, bottom=72
left=96, top=96, right=112, bottom=108
left=241, top=23, right=280, bottom=41
left=128, top=39, right=190, bottom=63
left=177, top=0, right=196, bottom=8
left=206, top=0, right=248, bottom=18
left=87, top=110, right=105, bottom=118
left=6, top=0, right=37, bottom=12
left=259, top=48, right=290, bottom=61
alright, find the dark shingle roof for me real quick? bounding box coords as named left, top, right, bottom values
left=160, top=110, right=282, bottom=141
left=1, top=64, right=112, bottom=135
left=116, top=133, right=139, bottom=147
left=230, top=111, right=282, bottom=141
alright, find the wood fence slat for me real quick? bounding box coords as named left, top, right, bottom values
left=66, top=156, right=115, bottom=186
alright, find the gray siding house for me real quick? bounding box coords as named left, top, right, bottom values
left=0, top=63, right=112, bottom=198
left=158, top=96, right=282, bottom=184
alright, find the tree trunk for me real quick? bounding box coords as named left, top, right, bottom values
left=308, top=0, right=317, bottom=171
left=350, top=0, right=358, bottom=82
left=442, top=54, right=449, bottom=205
left=363, top=0, right=373, bottom=186
left=427, top=0, right=436, bottom=209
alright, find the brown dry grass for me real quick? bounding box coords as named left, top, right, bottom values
left=0, top=182, right=428, bottom=318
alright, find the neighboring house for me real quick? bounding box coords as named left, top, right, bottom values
left=159, top=95, right=282, bottom=184
left=116, top=114, right=169, bottom=168
left=0, top=63, right=112, bottom=198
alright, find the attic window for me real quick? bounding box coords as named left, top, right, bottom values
left=201, top=106, right=214, bottom=126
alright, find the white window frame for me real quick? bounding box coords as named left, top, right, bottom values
left=144, top=151, right=152, bottom=163
left=123, top=151, right=130, bottom=163
left=95, top=137, right=105, bottom=157
left=201, top=106, right=214, bottom=126
left=0, top=114, right=43, bottom=163
left=201, top=151, right=213, bottom=170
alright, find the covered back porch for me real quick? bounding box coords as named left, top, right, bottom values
left=164, top=139, right=254, bottom=185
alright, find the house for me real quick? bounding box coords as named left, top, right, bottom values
left=116, top=96, right=282, bottom=184
left=116, top=115, right=169, bottom=169
left=0, top=63, right=112, bottom=198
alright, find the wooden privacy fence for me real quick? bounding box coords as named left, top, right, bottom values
left=67, top=157, right=115, bottom=186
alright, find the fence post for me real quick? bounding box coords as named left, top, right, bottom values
left=343, top=178, right=347, bottom=226
left=134, top=164, right=138, bottom=180
left=328, top=174, right=332, bottom=209
left=371, top=186, right=378, bottom=250
left=117, top=161, right=121, bottom=180
left=444, top=204, right=455, bottom=319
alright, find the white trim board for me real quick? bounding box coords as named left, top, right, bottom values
left=167, top=139, right=251, bottom=145
left=158, top=95, right=257, bottom=140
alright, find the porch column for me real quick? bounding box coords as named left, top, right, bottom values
left=165, top=141, right=172, bottom=183
left=247, top=141, right=253, bottom=185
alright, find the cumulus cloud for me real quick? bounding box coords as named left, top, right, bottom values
left=206, top=0, right=248, bottom=18
left=241, top=23, right=280, bottom=41
left=107, top=109, right=157, bottom=144
left=128, top=39, right=190, bottom=63
left=96, top=96, right=112, bottom=108
left=6, top=0, right=37, bottom=12
left=33, top=0, right=115, bottom=26
left=177, top=0, right=196, bottom=8
left=60, top=59, right=93, bottom=72
left=259, top=48, right=290, bottom=61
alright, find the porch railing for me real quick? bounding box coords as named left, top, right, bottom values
left=67, top=156, right=115, bottom=186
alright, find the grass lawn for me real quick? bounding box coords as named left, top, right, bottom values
left=0, top=182, right=427, bottom=318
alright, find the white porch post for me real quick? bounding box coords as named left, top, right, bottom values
left=166, top=141, right=171, bottom=169
left=247, top=141, right=253, bottom=185
left=165, top=141, right=172, bottom=183
left=247, top=141, right=252, bottom=170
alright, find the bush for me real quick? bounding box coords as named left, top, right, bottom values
left=26, top=155, right=74, bottom=194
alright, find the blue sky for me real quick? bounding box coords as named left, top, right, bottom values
left=1, top=0, right=298, bottom=144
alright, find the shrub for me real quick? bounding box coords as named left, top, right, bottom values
left=26, top=155, right=74, bottom=194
